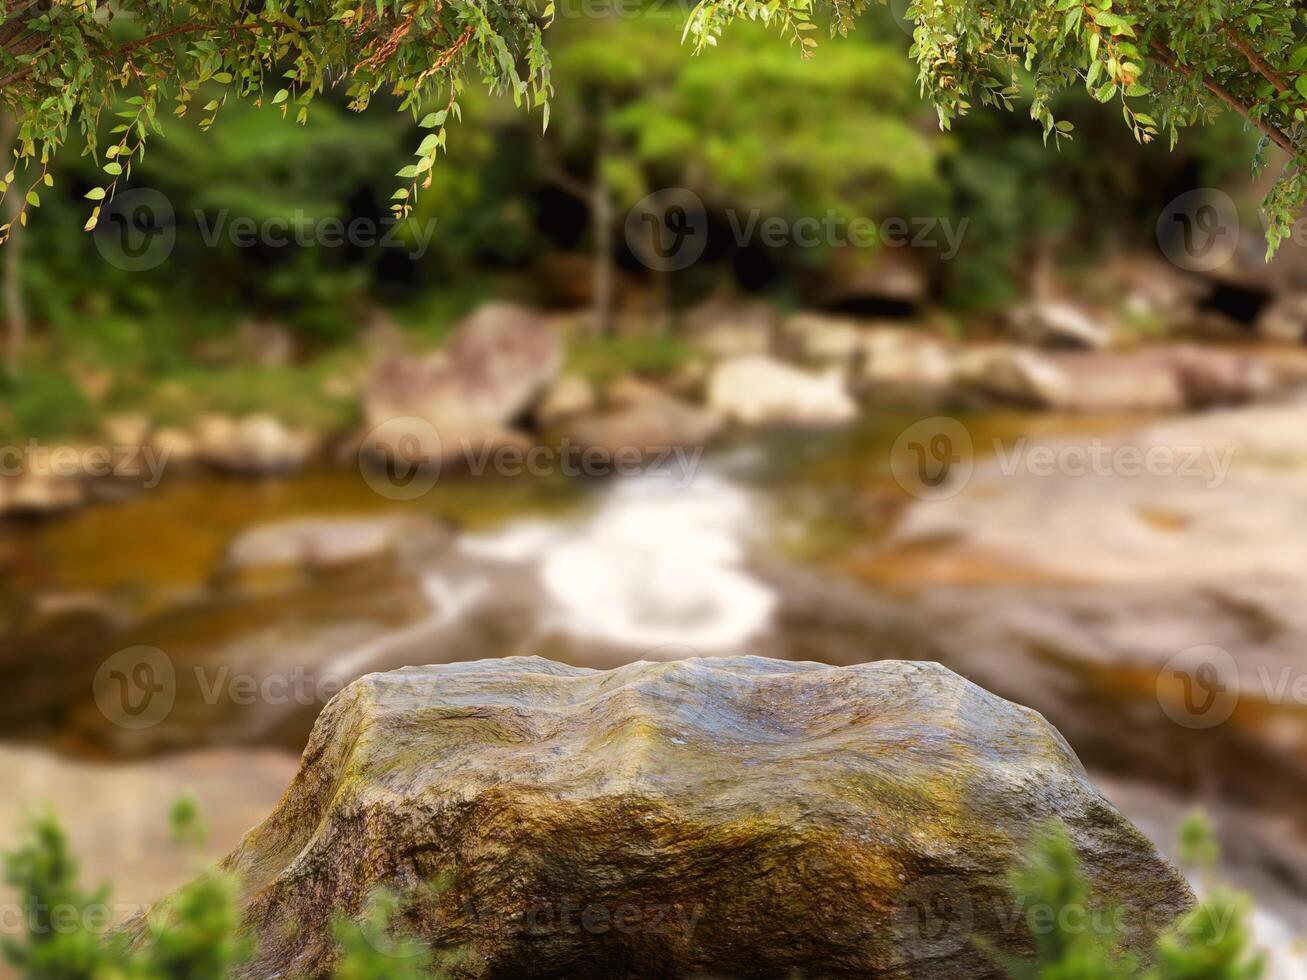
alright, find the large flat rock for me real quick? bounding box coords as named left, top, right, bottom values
left=217, top=656, right=1191, bottom=978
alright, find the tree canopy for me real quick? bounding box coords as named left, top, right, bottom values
left=1, top=0, right=1304, bottom=250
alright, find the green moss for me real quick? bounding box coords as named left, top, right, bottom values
left=565, top=334, right=698, bottom=384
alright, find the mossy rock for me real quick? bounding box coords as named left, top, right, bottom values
left=218, top=656, right=1192, bottom=978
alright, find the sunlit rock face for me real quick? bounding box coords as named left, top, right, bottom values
left=218, top=657, right=1191, bottom=979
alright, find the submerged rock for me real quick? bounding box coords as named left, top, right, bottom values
left=219, top=515, right=451, bottom=589
left=217, top=656, right=1190, bottom=979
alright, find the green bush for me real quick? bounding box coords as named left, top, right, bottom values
left=1, top=805, right=1268, bottom=979
left=1006, top=814, right=1266, bottom=980
left=2, top=803, right=459, bottom=980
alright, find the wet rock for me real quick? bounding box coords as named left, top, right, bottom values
left=1107, top=253, right=1210, bottom=335
left=150, top=427, right=200, bottom=469
left=680, top=297, right=777, bottom=360
left=214, top=656, right=1191, bottom=979
left=600, top=375, right=665, bottom=409
left=102, top=413, right=153, bottom=449
left=955, top=346, right=1273, bottom=412
left=858, top=327, right=955, bottom=401
left=560, top=394, right=722, bottom=458
left=66, top=560, right=455, bottom=755
left=195, top=414, right=319, bottom=475
left=708, top=355, right=857, bottom=426
left=1008, top=300, right=1114, bottom=350
left=956, top=348, right=1185, bottom=412
left=855, top=403, right=1307, bottom=815
left=782, top=312, right=866, bottom=363
left=1165, top=344, right=1274, bottom=407
left=1258, top=293, right=1307, bottom=345
left=363, top=303, right=561, bottom=460
left=886, top=404, right=1307, bottom=584
left=2, top=470, right=87, bottom=515
left=218, top=515, right=452, bottom=591
left=535, top=374, right=596, bottom=426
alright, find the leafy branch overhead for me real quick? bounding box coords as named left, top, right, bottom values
left=0, top=0, right=553, bottom=238
left=1, top=0, right=1305, bottom=252
left=692, top=0, right=1307, bottom=255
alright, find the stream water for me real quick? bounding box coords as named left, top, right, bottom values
left=2, top=406, right=1304, bottom=976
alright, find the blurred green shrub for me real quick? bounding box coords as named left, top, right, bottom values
left=1005, top=815, right=1265, bottom=980
left=2, top=804, right=1270, bottom=979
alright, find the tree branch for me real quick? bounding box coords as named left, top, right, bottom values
left=0, top=20, right=269, bottom=89
left=1223, top=24, right=1290, bottom=95
left=1149, top=40, right=1299, bottom=157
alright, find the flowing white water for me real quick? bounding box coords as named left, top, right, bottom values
left=459, top=469, right=778, bottom=652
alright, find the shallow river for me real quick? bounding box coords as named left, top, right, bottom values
left=2, top=406, right=1304, bottom=976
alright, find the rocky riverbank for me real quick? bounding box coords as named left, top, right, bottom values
left=0, top=299, right=1301, bottom=519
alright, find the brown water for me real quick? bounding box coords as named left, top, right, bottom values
left=3, top=406, right=1307, bottom=969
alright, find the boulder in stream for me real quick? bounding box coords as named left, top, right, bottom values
left=363, top=303, right=561, bottom=461
left=214, top=656, right=1191, bottom=979
left=708, top=354, right=857, bottom=426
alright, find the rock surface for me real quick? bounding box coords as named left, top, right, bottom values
left=709, top=354, right=857, bottom=426
left=852, top=402, right=1307, bottom=821
left=559, top=392, right=722, bottom=457
left=217, top=656, right=1191, bottom=979
left=1007, top=300, right=1114, bottom=350
left=956, top=346, right=1273, bottom=412
left=363, top=303, right=562, bottom=459
left=220, top=515, right=450, bottom=581
left=195, top=414, right=319, bottom=475
left=535, top=373, right=597, bottom=426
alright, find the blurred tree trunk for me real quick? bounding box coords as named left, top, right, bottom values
left=0, top=110, right=25, bottom=376
left=591, top=157, right=613, bottom=335
left=590, top=94, right=615, bottom=336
